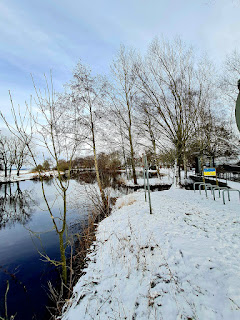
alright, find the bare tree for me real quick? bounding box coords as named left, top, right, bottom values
left=192, top=107, right=239, bottom=166
left=101, top=103, right=133, bottom=179
left=0, top=76, right=82, bottom=285
left=0, top=135, right=9, bottom=178
left=13, top=138, right=29, bottom=176
left=0, top=134, right=29, bottom=178
left=220, top=50, right=240, bottom=134
left=67, top=61, right=108, bottom=211
left=221, top=50, right=240, bottom=103
left=0, top=135, right=15, bottom=178
left=134, top=98, right=164, bottom=175
left=110, top=45, right=139, bottom=184
left=134, top=37, right=214, bottom=184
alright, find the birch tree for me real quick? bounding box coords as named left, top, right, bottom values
left=68, top=61, right=108, bottom=211
left=110, top=45, right=138, bottom=184
left=0, top=77, right=82, bottom=285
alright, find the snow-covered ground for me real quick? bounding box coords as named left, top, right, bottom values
left=61, top=182, right=240, bottom=320
left=124, top=168, right=174, bottom=186
left=0, top=169, right=62, bottom=183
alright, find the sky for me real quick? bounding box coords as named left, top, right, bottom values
left=0, top=0, right=240, bottom=128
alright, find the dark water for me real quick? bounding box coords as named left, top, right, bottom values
left=0, top=173, right=123, bottom=320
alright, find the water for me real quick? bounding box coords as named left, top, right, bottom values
left=0, top=175, right=112, bottom=320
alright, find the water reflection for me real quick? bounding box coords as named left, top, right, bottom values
left=73, top=171, right=96, bottom=184
left=0, top=179, right=86, bottom=320
left=73, top=170, right=124, bottom=189
left=0, top=182, right=35, bottom=229
left=0, top=173, right=127, bottom=320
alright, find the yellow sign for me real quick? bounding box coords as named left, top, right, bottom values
left=203, top=168, right=216, bottom=176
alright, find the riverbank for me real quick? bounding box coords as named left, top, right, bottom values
left=0, top=177, right=104, bottom=319
left=60, top=184, right=240, bottom=320
left=0, top=170, right=64, bottom=184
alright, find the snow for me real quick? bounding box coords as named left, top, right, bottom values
left=124, top=168, right=174, bottom=186
left=61, top=180, right=240, bottom=320
left=0, top=169, right=63, bottom=183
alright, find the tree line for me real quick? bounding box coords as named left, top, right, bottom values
left=0, top=36, right=239, bottom=287
left=1, top=37, right=239, bottom=184
left=0, top=134, right=29, bottom=177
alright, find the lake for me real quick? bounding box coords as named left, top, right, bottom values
left=0, top=173, right=125, bottom=320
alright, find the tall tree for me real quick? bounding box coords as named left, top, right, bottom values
left=221, top=50, right=240, bottom=103
left=110, top=45, right=138, bottom=184
left=68, top=61, right=108, bottom=211
left=221, top=50, right=240, bottom=134
left=134, top=37, right=214, bottom=184
left=0, top=77, right=81, bottom=285
left=135, top=98, right=163, bottom=175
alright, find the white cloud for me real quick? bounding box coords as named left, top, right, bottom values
left=1, top=0, right=240, bottom=128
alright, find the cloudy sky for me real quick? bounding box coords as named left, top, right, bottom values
left=0, top=0, right=240, bottom=126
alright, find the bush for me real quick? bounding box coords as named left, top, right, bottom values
left=32, top=164, right=44, bottom=172
left=97, top=152, right=122, bottom=172
left=42, top=160, right=50, bottom=171
left=56, top=160, right=70, bottom=172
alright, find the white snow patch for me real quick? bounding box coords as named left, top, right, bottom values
left=61, top=185, right=240, bottom=320
left=0, top=170, right=63, bottom=183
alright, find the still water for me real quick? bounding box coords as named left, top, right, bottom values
left=0, top=173, right=123, bottom=319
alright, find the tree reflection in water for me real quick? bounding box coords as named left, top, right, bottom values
left=73, top=171, right=122, bottom=189
left=0, top=182, right=35, bottom=229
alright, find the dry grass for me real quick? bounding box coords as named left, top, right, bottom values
left=117, top=196, right=136, bottom=209
left=47, top=212, right=98, bottom=319
left=116, top=177, right=127, bottom=186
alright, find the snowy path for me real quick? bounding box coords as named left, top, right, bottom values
left=61, top=187, right=240, bottom=320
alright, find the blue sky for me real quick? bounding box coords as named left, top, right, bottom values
left=0, top=0, right=240, bottom=126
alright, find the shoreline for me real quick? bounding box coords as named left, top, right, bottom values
left=0, top=170, right=65, bottom=184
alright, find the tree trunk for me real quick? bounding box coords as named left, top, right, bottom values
left=17, top=181, right=20, bottom=194
left=120, top=124, right=128, bottom=179
left=93, top=146, right=108, bottom=210
left=183, top=153, right=187, bottom=179
left=200, top=155, right=205, bottom=184
left=90, top=104, right=108, bottom=212
left=126, top=96, right=137, bottom=185
left=178, top=161, right=181, bottom=185
left=59, top=232, right=67, bottom=285
left=59, top=189, right=67, bottom=285
left=212, top=155, right=215, bottom=167
left=176, top=145, right=182, bottom=185
left=128, top=126, right=137, bottom=185
left=147, top=117, right=160, bottom=178
left=151, top=137, right=160, bottom=178
left=174, top=159, right=178, bottom=186
left=4, top=184, right=7, bottom=198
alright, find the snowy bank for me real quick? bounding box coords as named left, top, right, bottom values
left=61, top=186, right=240, bottom=320
left=0, top=170, right=63, bottom=183
left=124, top=168, right=174, bottom=187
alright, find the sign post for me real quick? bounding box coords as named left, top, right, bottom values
left=203, top=167, right=218, bottom=185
